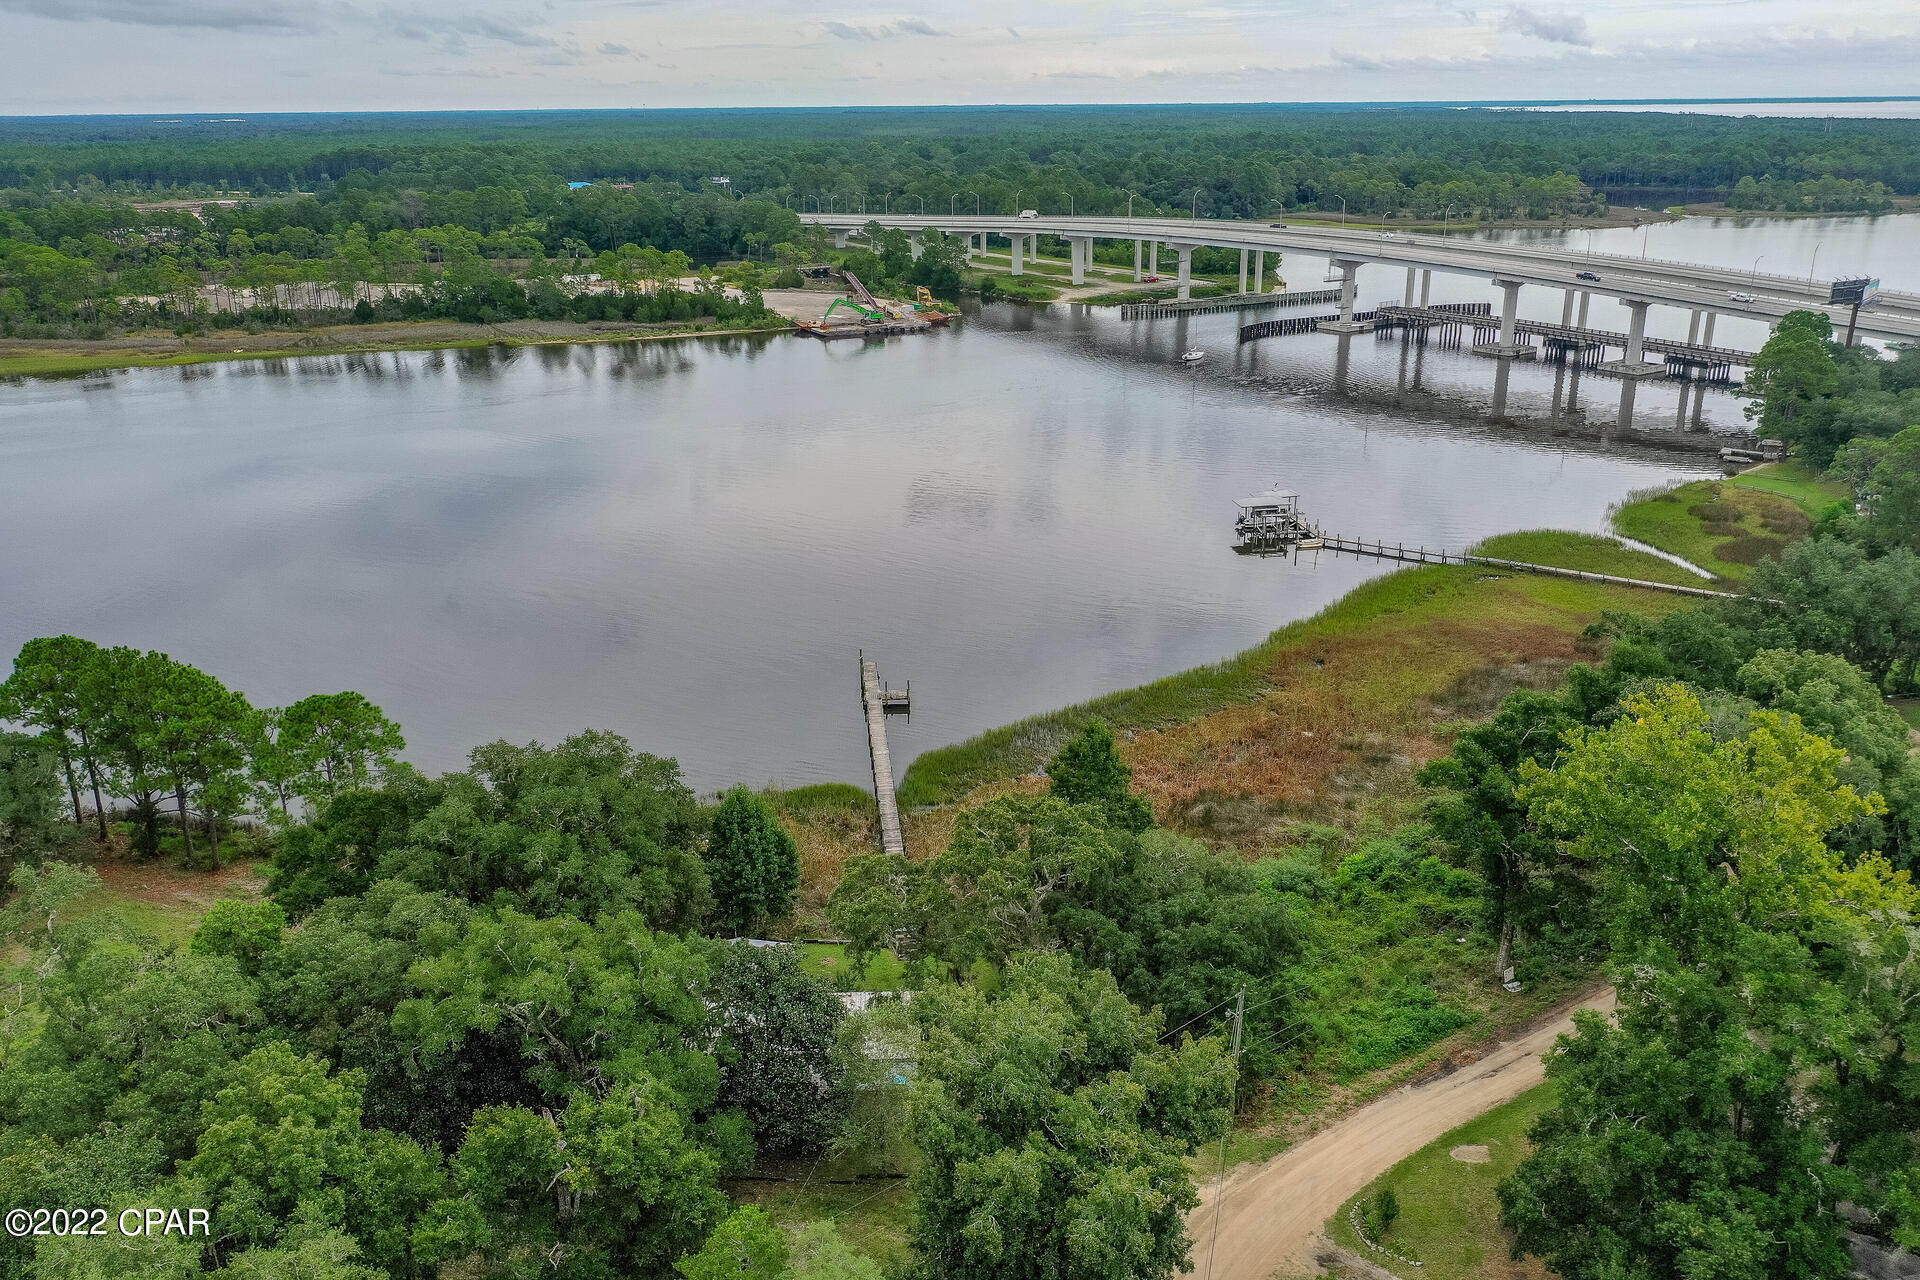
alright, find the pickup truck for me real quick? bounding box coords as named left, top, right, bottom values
left=1017, top=209, right=1038, bottom=220
left=1576, top=270, right=1601, bottom=282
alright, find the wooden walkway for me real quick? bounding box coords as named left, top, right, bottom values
left=1307, top=535, right=1740, bottom=599
left=858, top=654, right=907, bottom=855
left=1118, top=289, right=1342, bottom=320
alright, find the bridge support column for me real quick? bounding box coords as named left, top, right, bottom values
left=908, top=235, right=923, bottom=261
left=1148, top=240, right=1158, bottom=277
left=1009, top=233, right=1023, bottom=277
left=1475, top=278, right=1535, bottom=359
left=1419, top=270, right=1432, bottom=306
left=1577, top=291, right=1590, bottom=327
left=1317, top=258, right=1372, bottom=334
left=1701, top=312, right=1716, bottom=346
left=1030, top=234, right=1040, bottom=265
left=1600, top=299, right=1663, bottom=377
left=1562, top=289, right=1575, bottom=326
left=1405, top=267, right=1417, bottom=307
left=1253, top=250, right=1265, bottom=294
left=1133, top=239, right=1142, bottom=282
left=1175, top=243, right=1193, bottom=301
left=1687, top=309, right=1701, bottom=343
left=1068, top=236, right=1091, bottom=285
left=833, top=231, right=848, bottom=249
left=1238, top=249, right=1248, bottom=295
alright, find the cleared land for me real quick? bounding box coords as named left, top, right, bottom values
left=1193, top=988, right=1615, bottom=1280
left=1327, top=1081, right=1561, bottom=1280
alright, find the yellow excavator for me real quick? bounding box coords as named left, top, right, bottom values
left=912, top=286, right=952, bottom=324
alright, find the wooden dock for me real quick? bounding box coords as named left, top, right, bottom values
left=858, top=653, right=908, bottom=856
left=1120, top=289, right=1342, bottom=320
left=1303, top=535, right=1740, bottom=599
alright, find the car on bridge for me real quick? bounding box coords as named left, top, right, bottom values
left=1576, top=270, right=1602, bottom=281
left=1268, top=222, right=1287, bottom=228
left=1017, top=209, right=1038, bottom=219
left=1728, top=291, right=1756, bottom=304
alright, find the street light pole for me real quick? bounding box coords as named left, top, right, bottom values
left=1751, top=254, right=1764, bottom=285
left=1335, top=194, right=1347, bottom=229
left=1807, top=242, right=1823, bottom=286
left=1190, top=188, right=1201, bottom=220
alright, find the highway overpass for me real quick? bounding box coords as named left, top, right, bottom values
left=800, top=213, right=1920, bottom=347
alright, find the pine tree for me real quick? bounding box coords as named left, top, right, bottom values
left=1045, top=718, right=1154, bottom=832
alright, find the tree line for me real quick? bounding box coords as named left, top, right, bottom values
left=0, top=632, right=1241, bottom=1279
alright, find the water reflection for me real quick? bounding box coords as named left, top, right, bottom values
left=2, top=315, right=1732, bottom=789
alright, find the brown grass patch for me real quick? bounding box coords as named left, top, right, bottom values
left=1714, top=534, right=1787, bottom=566
left=1123, top=605, right=1593, bottom=843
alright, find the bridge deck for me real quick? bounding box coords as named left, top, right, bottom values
left=1377, top=306, right=1756, bottom=366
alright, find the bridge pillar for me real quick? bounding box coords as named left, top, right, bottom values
left=1176, top=243, right=1193, bottom=301
left=1700, top=312, right=1716, bottom=346
left=1420, top=269, right=1432, bottom=306
left=833, top=231, right=848, bottom=249
left=1238, top=249, right=1248, bottom=294
left=1405, top=267, right=1417, bottom=307
left=1253, top=250, right=1265, bottom=294
left=1068, top=236, right=1092, bottom=285
left=1318, top=258, right=1371, bottom=334
left=1009, top=233, right=1023, bottom=277
left=1687, top=309, right=1701, bottom=344
left=1147, top=240, right=1158, bottom=277
left=1133, top=239, right=1142, bottom=282
left=908, top=235, right=923, bottom=261
left=1600, top=299, right=1663, bottom=378
left=1474, top=278, right=1534, bottom=359
left=1577, top=291, right=1590, bottom=327
left=1562, top=288, right=1575, bottom=326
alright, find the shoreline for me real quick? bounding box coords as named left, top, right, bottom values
left=0, top=318, right=796, bottom=379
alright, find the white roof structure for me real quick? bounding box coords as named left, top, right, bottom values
left=1236, top=487, right=1299, bottom=509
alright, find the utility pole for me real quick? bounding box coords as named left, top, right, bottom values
left=1204, top=984, right=1246, bottom=1280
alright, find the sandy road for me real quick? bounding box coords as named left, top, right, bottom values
left=1189, top=987, right=1618, bottom=1280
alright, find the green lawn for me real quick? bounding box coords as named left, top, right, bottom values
left=1892, top=698, right=1920, bottom=729
left=1328, top=1082, right=1559, bottom=1280
left=726, top=1176, right=913, bottom=1274
left=1471, top=530, right=1712, bottom=587
left=796, top=943, right=908, bottom=992
left=1611, top=478, right=1812, bottom=580
left=1726, top=460, right=1848, bottom=515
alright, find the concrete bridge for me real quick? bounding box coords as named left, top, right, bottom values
left=800, top=213, right=1920, bottom=348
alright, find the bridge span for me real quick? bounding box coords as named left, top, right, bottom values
left=799, top=213, right=1920, bottom=347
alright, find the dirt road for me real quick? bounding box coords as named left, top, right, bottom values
left=1190, top=987, right=1618, bottom=1280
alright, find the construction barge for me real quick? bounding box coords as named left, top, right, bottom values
left=795, top=269, right=952, bottom=341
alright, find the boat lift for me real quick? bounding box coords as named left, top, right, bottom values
left=1233, top=486, right=1323, bottom=555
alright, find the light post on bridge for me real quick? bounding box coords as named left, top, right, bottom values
left=1064, top=193, right=1073, bottom=215
left=1441, top=204, right=1456, bottom=235
left=1750, top=255, right=1765, bottom=286
left=1335, top=195, right=1347, bottom=229
left=905, top=194, right=925, bottom=215
left=1012, top=188, right=1022, bottom=216
left=1807, top=242, right=1823, bottom=286
left=1190, top=188, right=1201, bottom=220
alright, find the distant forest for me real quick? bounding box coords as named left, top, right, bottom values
left=2, top=106, right=1913, bottom=334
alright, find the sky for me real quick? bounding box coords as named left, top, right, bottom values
left=1, top=0, right=1916, bottom=114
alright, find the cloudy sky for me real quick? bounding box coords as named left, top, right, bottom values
left=1, top=0, right=1915, bottom=114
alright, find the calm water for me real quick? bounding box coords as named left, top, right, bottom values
left=6, top=215, right=1913, bottom=790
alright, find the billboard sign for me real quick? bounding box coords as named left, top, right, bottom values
left=1829, top=278, right=1881, bottom=307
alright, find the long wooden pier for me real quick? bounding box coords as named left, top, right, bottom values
left=1302, top=534, right=1739, bottom=599
left=858, top=653, right=908, bottom=856
left=1118, top=289, right=1344, bottom=320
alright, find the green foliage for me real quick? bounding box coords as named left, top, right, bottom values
left=1368, top=1187, right=1400, bottom=1238
left=190, top=899, right=289, bottom=974
left=1495, top=684, right=1920, bottom=1278
left=676, top=1206, right=790, bottom=1280
left=705, top=785, right=800, bottom=935
left=1044, top=718, right=1153, bottom=833
left=0, top=731, right=64, bottom=875
left=375, top=730, right=708, bottom=925
left=906, top=953, right=1235, bottom=1280
left=1743, top=314, right=1840, bottom=437
left=254, top=692, right=405, bottom=815
left=706, top=942, right=847, bottom=1155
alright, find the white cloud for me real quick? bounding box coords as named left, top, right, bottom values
left=1500, top=5, right=1593, bottom=46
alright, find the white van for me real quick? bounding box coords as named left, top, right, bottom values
left=1017, top=209, right=1039, bottom=219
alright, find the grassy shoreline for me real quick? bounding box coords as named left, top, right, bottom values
left=898, top=530, right=1698, bottom=808
left=1609, top=462, right=1844, bottom=581
left=0, top=316, right=794, bottom=379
